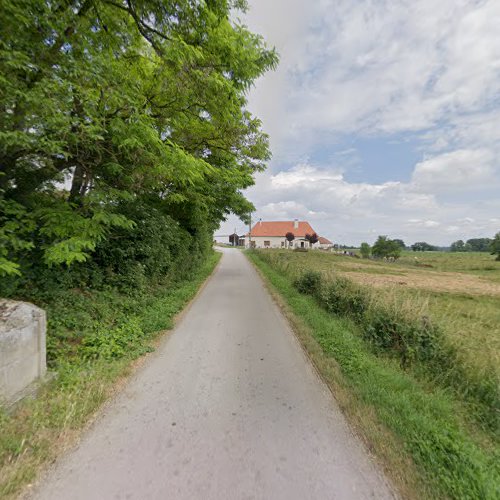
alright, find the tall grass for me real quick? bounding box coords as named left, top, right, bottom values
left=248, top=250, right=499, bottom=499
left=259, top=250, right=499, bottom=432
left=259, top=252, right=500, bottom=434
left=0, top=252, right=221, bottom=499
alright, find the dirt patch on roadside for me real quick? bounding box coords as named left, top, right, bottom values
left=341, top=270, right=500, bottom=296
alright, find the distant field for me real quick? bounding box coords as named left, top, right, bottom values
left=256, top=249, right=500, bottom=396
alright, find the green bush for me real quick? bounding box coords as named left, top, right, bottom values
left=290, top=266, right=499, bottom=428
left=363, top=308, right=441, bottom=366
left=293, top=271, right=321, bottom=295
left=318, top=277, right=369, bottom=322
left=80, top=318, right=148, bottom=361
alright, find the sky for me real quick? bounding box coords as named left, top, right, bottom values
left=217, top=0, right=500, bottom=246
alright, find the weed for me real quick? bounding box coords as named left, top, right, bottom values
left=0, top=252, right=221, bottom=498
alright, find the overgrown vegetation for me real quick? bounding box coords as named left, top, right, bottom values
left=248, top=250, right=500, bottom=499
left=293, top=268, right=498, bottom=430
left=258, top=250, right=499, bottom=431
left=0, top=0, right=277, bottom=277
left=0, top=251, right=220, bottom=498
left=1, top=1, right=276, bottom=495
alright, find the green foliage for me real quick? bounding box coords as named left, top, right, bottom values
left=450, top=240, right=466, bottom=252
left=254, top=249, right=499, bottom=431
left=81, top=318, right=150, bottom=361
left=411, top=241, right=437, bottom=251
left=0, top=251, right=221, bottom=497
left=0, top=0, right=277, bottom=275
left=293, top=270, right=321, bottom=294
left=0, top=194, right=35, bottom=275
left=372, top=236, right=402, bottom=259
left=466, top=238, right=492, bottom=252
left=318, top=277, right=369, bottom=323
left=360, top=242, right=371, bottom=258
left=490, top=232, right=500, bottom=261
left=392, top=238, right=406, bottom=249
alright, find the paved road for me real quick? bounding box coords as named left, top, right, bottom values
left=29, top=248, right=395, bottom=500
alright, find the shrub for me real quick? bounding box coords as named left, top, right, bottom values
left=80, top=317, right=149, bottom=361
left=293, top=271, right=321, bottom=295
left=363, top=307, right=441, bottom=366
left=360, top=242, right=371, bottom=258
left=318, top=277, right=369, bottom=322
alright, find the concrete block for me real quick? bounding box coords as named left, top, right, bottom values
left=0, top=299, right=47, bottom=404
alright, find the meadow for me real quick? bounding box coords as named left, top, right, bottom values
left=248, top=248, right=499, bottom=499
left=259, top=250, right=500, bottom=387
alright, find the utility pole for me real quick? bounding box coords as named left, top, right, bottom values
left=248, top=212, right=252, bottom=249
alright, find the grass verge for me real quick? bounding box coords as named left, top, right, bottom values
left=0, top=251, right=221, bottom=499
left=247, top=250, right=499, bottom=500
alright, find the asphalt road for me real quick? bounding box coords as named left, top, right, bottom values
left=29, top=248, right=395, bottom=500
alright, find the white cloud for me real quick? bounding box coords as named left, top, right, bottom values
left=217, top=1, right=500, bottom=245
left=411, top=149, right=497, bottom=192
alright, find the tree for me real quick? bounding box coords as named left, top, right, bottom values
left=0, top=0, right=278, bottom=276
left=372, top=236, right=401, bottom=260
left=450, top=240, right=466, bottom=252
left=360, top=242, right=371, bottom=258
left=285, top=232, right=295, bottom=248
left=490, top=232, right=500, bottom=261
left=393, top=239, right=406, bottom=250
left=411, top=242, right=437, bottom=252
left=466, top=238, right=492, bottom=252
left=305, top=232, right=319, bottom=246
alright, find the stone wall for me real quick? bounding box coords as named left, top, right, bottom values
left=0, top=299, right=47, bottom=404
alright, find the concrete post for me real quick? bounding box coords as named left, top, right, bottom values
left=0, top=299, right=47, bottom=404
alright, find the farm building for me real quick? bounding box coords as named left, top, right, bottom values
left=242, top=219, right=330, bottom=249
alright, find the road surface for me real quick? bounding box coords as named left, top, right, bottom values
left=29, top=248, right=395, bottom=500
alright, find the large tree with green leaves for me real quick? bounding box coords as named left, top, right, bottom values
left=0, top=0, right=277, bottom=276
left=371, top=236, right=401, bottom=260
left=490, top=232, right=500, bottom=261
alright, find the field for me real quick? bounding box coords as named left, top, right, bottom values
left=260, top=250, right=500, bottom=385
left=248, top=249, right=500, bottom=498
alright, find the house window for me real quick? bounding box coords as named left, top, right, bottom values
left=264, top=240, right=270, bottom=247
left=281, top=241, right=285, bottom=247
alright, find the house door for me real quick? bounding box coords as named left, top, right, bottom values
left=301, top=241, right=305, bottom=248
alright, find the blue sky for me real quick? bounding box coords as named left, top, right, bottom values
left=218, top=0, right=500, bottom=246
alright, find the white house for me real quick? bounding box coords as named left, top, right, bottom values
left=317, top=236, right=333, bottom=249
left=243, top=220, right=325, bottom=249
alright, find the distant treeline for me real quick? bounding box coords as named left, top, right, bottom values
left=337, top=236, right=498, bottom=253
left=449, top=238, right=493, bottom=252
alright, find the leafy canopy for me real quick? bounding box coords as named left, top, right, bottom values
left=0, top=0, right=278, bottom=274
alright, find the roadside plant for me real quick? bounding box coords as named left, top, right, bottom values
left=490, top=232, right=500, bottom=261
left=360, top=242, right=371, bottom=258
left=293, top=271, right=321, bottom=295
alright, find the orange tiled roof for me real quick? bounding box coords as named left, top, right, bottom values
left=249, top=221, right=316, bottom=237
left=318, top=236, right=332, bottom=244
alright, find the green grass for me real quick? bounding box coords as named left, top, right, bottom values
left=247, top=250, right=499, bottom=500
left=255, top=250, right=499, bottom=396
left=0, top=251, right=220, bottom=499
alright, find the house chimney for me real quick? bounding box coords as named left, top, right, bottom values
left=259, top=218, right=262, bottom=226
left=294, top=219, right=299, bottom=229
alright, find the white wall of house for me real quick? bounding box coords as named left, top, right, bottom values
left=316, top=243, right=333, bottom=250
left=243, top=236, right=311, bottom=249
